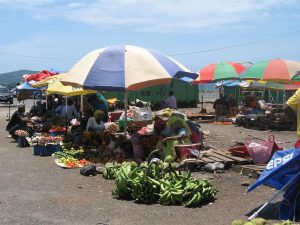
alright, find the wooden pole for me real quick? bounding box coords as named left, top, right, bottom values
left=124, top=90, right=128, bottom=136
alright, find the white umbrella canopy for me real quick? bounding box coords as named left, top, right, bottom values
left=61, top=44, right=196, bottom=91
left=61, top=44, right=197, bottom=133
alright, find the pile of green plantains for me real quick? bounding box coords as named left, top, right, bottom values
left=102, top=160, right=216, bottom=207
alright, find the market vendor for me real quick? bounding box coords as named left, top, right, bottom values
left=242, top=94, right=262, bottom=114
left=86, top=110, right=105, bottom=132
left=227, top=94, right=239, bottom=116
left=88, top=92, right=109, bottom=122
left=157, top=115, right=191, bottom=161
left=161, top=90, right=177, bottom=109
left=29, top=100, right=46, bottom=116
left=84, top=110, right=106, bottom=146
left=59, top=99, right=80, bottom=121
left=6, top=106, right=33, bottom=139
left=213, top=94, right=229, bottom=119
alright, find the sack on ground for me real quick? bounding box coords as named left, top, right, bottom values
left=80, top=164, right=97, bottom=176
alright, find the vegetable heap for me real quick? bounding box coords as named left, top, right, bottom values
left=53, top=146, right=89, bottom=168
left=32, top=136, right=63, bottom=145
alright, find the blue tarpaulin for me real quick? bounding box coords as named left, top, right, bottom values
left=215, top=80, right=241, bottom=87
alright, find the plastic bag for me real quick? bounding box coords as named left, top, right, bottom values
left=244, top=135, right=282, bottom=164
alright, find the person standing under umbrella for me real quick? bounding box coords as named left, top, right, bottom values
left=213, top=94, right=229, bottom=120
left=60, top=99, right=80, bottom=122
left=162, top=90, right=177, bottom=109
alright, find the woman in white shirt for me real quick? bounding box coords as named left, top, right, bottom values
left=84, top=110, right=105, bottom=146
left=86, top=110, right=105, bottom=131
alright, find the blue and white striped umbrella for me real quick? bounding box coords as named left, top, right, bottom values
left=61, top=45, right=196, bottom=91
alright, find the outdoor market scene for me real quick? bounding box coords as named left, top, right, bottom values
left=1, top=2, right=300, bottom=225
left=2, top=48, right=300, bottom=225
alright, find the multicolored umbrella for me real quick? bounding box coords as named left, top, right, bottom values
left=193, top=62, right=246, bottom=84
left=23, top=70, right=58, bottom=82
left=16, top=82, right=36, bottom=90
left=61, top=44, right=196, bottom=134
left=265, top=81, right=300, bottom=90
left=216, top=80, right=300, bottom=90
left=61, top=44, right=197, bottom=91
left=46, top=74, right=96, bottom=96
left=32, top=74, right=62, bottom=88
left=240, top=59, right=300, bottom=83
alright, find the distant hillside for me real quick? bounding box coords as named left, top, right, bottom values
left=0, top=70, right=39, bottom=87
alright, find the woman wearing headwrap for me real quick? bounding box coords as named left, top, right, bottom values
left=157, top=115, right=191, bottom=161
left=84, top=110, right=106, bottom=146
left=86, top=110, right=105, bottom=131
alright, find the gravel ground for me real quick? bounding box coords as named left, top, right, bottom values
left=0, top=101, right=297, bottom=225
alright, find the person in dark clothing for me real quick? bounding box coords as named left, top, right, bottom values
left=88, top=92, right=109, bottom=122
left=227, top=94, right=239, bottom=115
left=29, top=101, right=46, bottom=116
left=213, top=94, right=229, bottom=119
left=6, top=106, right=33, bottom=139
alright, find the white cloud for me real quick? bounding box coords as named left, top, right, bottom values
left=68, top=2, right=82, bottom=8
left=0, top=0, right=297, bottom=32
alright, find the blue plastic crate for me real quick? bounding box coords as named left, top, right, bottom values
left=47, top=144, right=62, bottom=153
left=33, top=145, right=52, bottom=156
left=17, top=137, right=27, bottom=148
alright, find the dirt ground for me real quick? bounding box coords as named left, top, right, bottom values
left=0, top=101, right=298, bottom=225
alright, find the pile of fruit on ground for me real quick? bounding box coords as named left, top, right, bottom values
left=53, top=146, right=89, bottom=168
left=102, top=161, right=216, bottom=207
left=232, top=218, right=293, bottom=225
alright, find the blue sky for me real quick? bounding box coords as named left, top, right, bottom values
left=0, top=0, right=299, bottom=74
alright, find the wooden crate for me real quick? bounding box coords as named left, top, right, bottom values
left=232, top=164, right=266, bottom=178
left=179, top=148, right=251, bottom=171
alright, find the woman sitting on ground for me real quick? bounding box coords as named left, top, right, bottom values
left=83, top=110, right=106, bottom=146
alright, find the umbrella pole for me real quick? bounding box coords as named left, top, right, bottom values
left=80, top=95, right=83, bottom=119
left=124, top=90, right=128, bottom=136
left=201, top=84, right=204, bottom=110
left=80, top=95, right=83, bottom=113
left=45, top=94, right=48, bottom=110
left=65, top=96, right=68, bottom=135
left=8, top=101, right=11, bottom=121
left=65, top=96, right=67, bottom=112
left=276, top=89, right=279, bottom=111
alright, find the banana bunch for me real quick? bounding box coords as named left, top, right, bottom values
left=184, top=179, right=216, bottom=207
left=131, top=176, right=159, bottom=204
left=112, top=164, right=135, bottom=200
left=147, top=162, right=162, bottom=180
left=109, top=160, right=217, bottom=207
left=159, top=179, right=184, bottom=205
left=102, top=162, right=121, bottom=180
